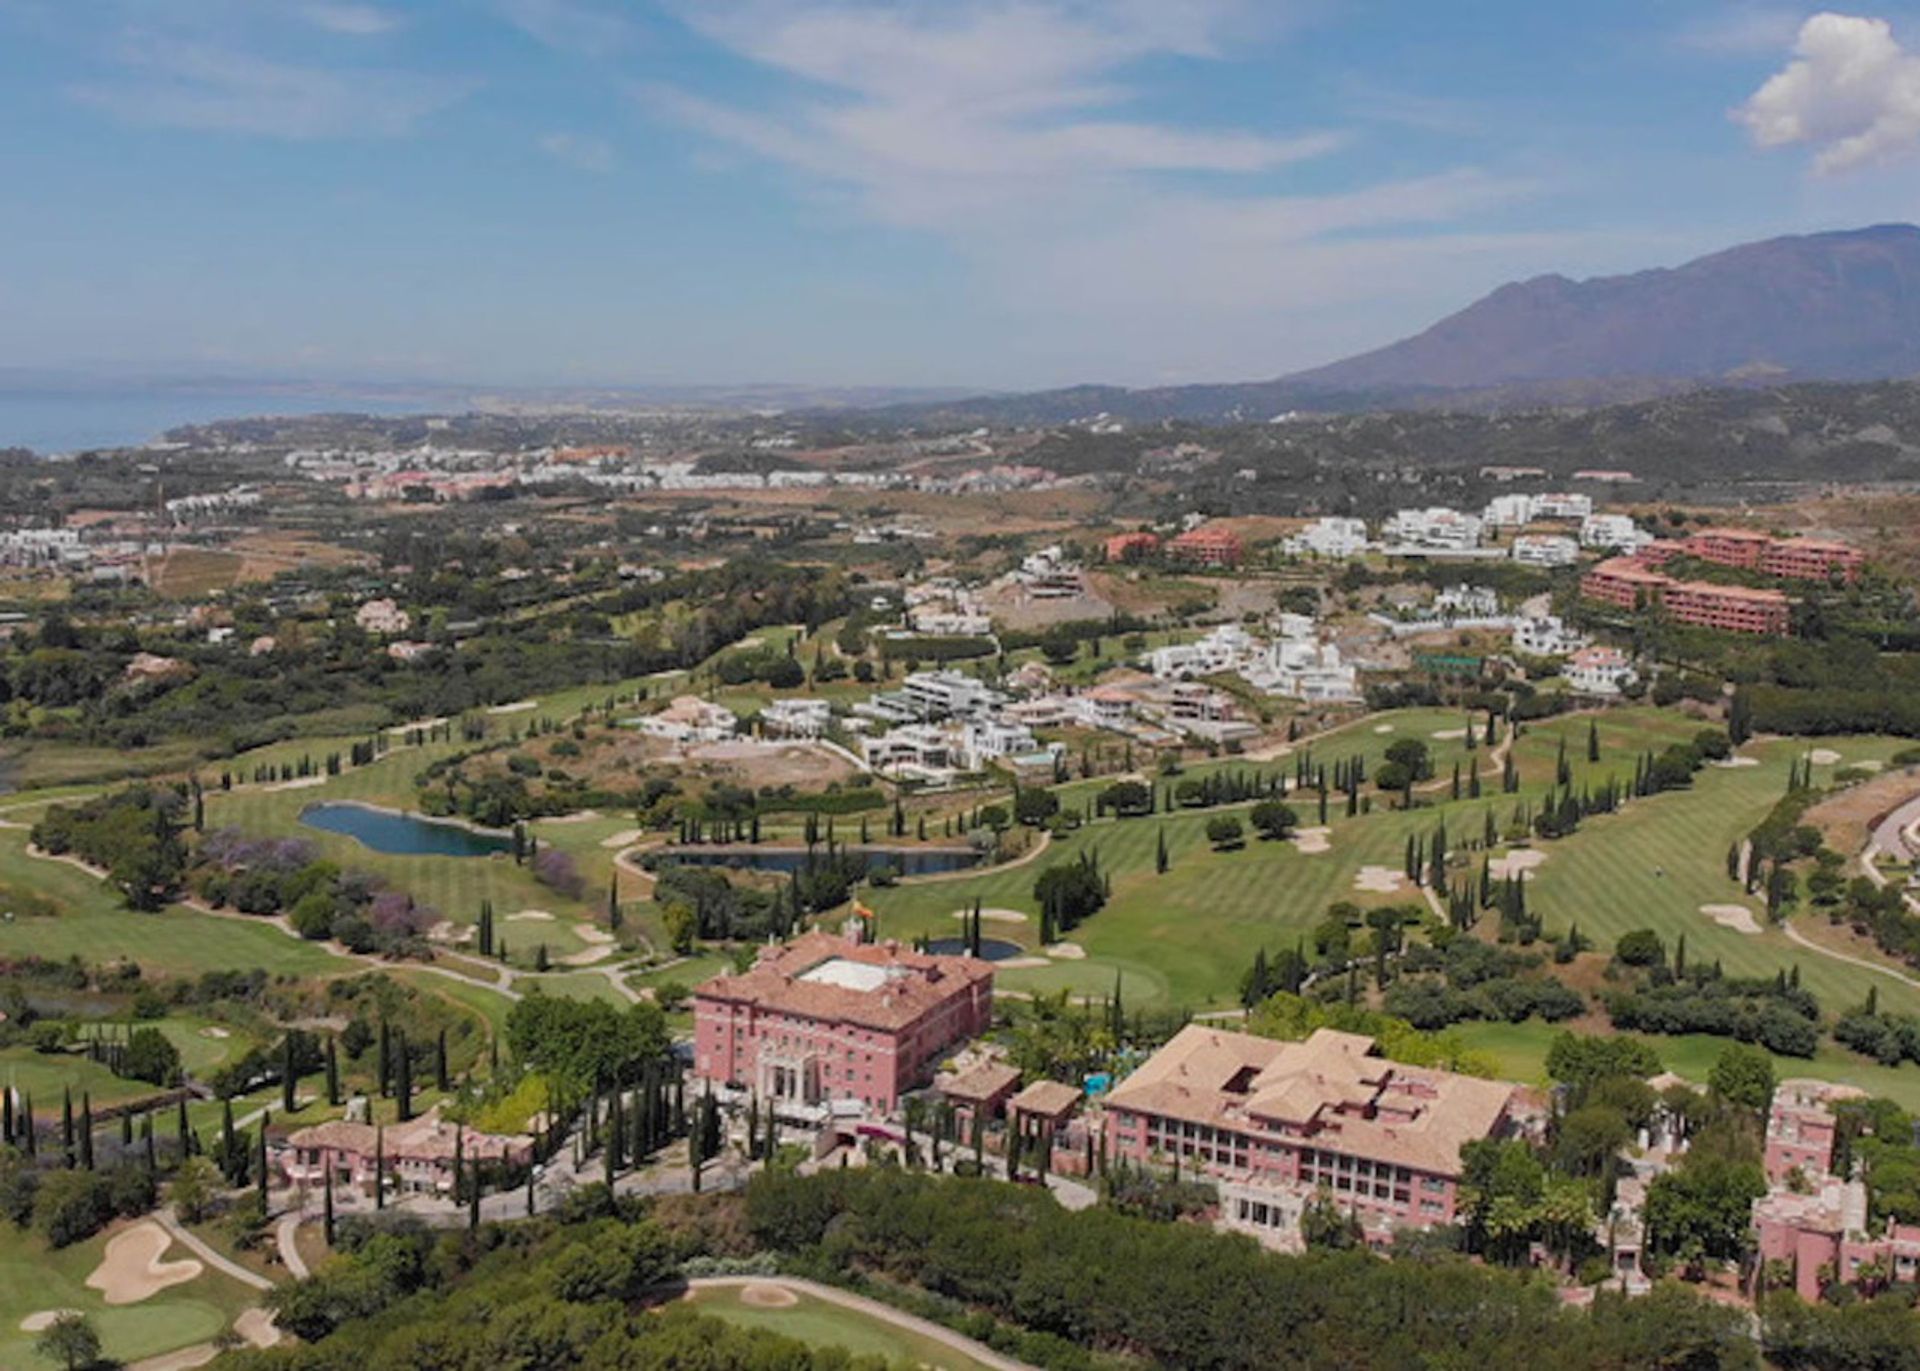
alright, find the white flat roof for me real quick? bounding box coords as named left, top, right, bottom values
left=798, top=957, right=891, bottom=992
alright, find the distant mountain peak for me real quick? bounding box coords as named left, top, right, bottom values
left=1285, top=224, right=1920, bottom=393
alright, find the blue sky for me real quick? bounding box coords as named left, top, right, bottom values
left=2, top=1, right=1918, bottom=390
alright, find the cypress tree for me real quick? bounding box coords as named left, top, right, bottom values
left=326, top=1037, right=341, bottom=1108
left=79, top=1094, right=93, bottom=1171
left=323, top=1162, right=336, bottom=1246
left=436, top=1030, right=450, bottom=1092
left=256, top=1110, right=269, bottom=1208
left=282, top=1035, right=297, bottom=1114
left=375, top=1125, right=385, bottom=1209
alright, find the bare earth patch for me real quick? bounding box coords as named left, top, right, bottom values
left=950, top=907, right=1029, bottom=924
left=1000, top=957, right=1050, bottom=969
left=87, top=1222, right=203, bottom=1305
left=265, top=776, right=327, bottom=792
left=1489, top=849, right=1549, bottom=880
left=1701, top=904, right=1762, bottom=935
left=737, top=1283, right=800, bottom=1309
left=19, top=1309, right=83, bottom=1332
left=600, top=828, right=646, bottom=849
left=388, top=716, right=448, bottom=735
left=488, top=699, right=540, bottom=715
left=1373, top=724, right=1395, bottom=735
left=1292, top=827, right=1332, bottom=854
left=1810, top=749, right=1844, bottom=765
left=1430, top=728, right=1467, bottom=740
left=560, top=946, right=615, bottom=966
left=1353, top=866, right=1405, bottom=893
left=1045, top=942, right=1087, bottom=960
left=508, top=910, right=555, bottom=923
left=1712, top=757, right=1760, bottom=768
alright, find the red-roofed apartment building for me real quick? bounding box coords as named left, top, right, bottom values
left=1580, top=557, right=1791, bottom=635
left=1680, top=527, right=1864, bottom=583
left=1103, top=1025, right=1519, bottom=1250
left=692, top=932, right=995, bottom=1118
left=1168, top=526, right=1244, bottom=567
left=1105, top=531, right=1160, bottom=562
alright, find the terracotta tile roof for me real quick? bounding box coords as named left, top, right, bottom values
left=285, top=1110, right=529, bottom=1163
left=693, top=930, right=994, bottom=1032
left=938, top=1061, right=1022, bottom=1102
left=1010, top=1079, right=1082, bottom=1119
left=1105, top=1025, right=1515, bottom=1178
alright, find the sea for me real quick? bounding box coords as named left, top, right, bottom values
left=0, top=385, right=431, bottom=454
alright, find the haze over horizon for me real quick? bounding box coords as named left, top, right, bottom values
left=7, top=2, right=1920, bottom=392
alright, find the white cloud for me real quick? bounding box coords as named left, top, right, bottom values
left=1737, top=12, right=1920, bottom=172
left=498, top=0, right=639, bottom=55
left=640, top=0, right=1575, bottom=378
left=71, top=33, right=471, bottom=138
left=539, top=130, right=616, bottom=172
left=301, top=4, right=401, bottom=37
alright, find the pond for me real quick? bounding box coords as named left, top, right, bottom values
left=923, top=937, right=1025, bottom=962
left=299, top=803, right=512, bottom=858
left=653, top=844, right=983, bottom=876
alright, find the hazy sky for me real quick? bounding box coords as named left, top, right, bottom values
left=2, top=1, right=1918, bottom=390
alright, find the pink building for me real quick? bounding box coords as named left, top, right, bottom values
left=280, top=1110, right=532, bottom=1197
left=1103, top=1025, right=1518, bottom=1249
left=1753, top=1177, right=1920, bottom=1301
left=1765, top=1079, right=1863, bottom=1185
left=692, top=932, right=995, bottom=1118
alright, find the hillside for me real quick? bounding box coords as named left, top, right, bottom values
left=857, top=226, right=1920, bottom=427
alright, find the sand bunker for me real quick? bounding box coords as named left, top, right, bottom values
left=234, top=1307, right=281, bottom=1349
left=1045, top=942, right=1087, bottom=960
left=199, top=1026, right=230, bottom=1040
left=575, top=925, right=615, bottom=945
left=1353, top=866, right=1405, bottom=893
left=561, top=946, right=615, bottom=967
left=600, top=828, right=646, bottom=849
left=1489, top=849, right=1549, bottom=880
left=950, top=907, right=1029, bottom=924
left=87, top=1222, right=203, bottom=1305
left=738, top=1283, right=799, bottom=1309
left=1810, top=749, right=1843, bottom=765
left=1373, top=724, right=1395, bottom=735
left=508, top=910, right=555, bottom=923
left=540, top=810, right=601, bottom=824
left=1701, top=904, right=1762, bottom=935
left=488, top=699, right=539, bottom=715
left=1860, top=760, right=1886, bottom=772
left=1712, top=757, right=1760, bottom=768
left=1430, top=728, right=1467, bottom=740
left=1000, top=957, right=1050, bottom=969
left=1292, top=827, right=1332, bottom=854
left=19, top=1309, right=83, bottom=1332
left=388, top=717, right=448, bottom=735
left=265, top=776, right=327, bottom=792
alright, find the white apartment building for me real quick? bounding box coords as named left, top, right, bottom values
left=1435, top=585, right=1501, bottom=619
left=961, top=718, right=1040, bottom=768
left=1384, top=508, right=1484, bottom=550
left=762, top=698, right=832, bottom=739
left=1155, top=683, right=1260, bottom=744
left=1580, top=514, right=1651, bottom=552
left=1482, top=494, right=1537, bottom=529
left=1246, top=639, right=1362, bottom=703
left=1565, top=646, right=1638, bottom=696
left=1511, top=616, right=1589, bottom=658
left=1511, top=534, right=1581, bottom=568
left=1017, top=546, right=1083, bottom=599
left=1533, top=493, right=1594, bottom=520
left=901, top=670, right=1002, bottom=720
left=639, top=696, right=740, bottom=744
left=908, top=606, right=993, bottom=637
left=1283, top=517, right=1370, bottom=559
left=1146, top=624, right=1261, bottom=679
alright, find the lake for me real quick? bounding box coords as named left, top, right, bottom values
left=654, top=844, right=983, bottom=875
left=923, top=937, right=1025, bottom=962
left=300, top=803, right=511, bottom=858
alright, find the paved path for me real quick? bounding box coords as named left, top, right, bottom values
left=156, top=1207, right=275, bottom=1291
left=1780, top=919, right=1920, bottom=995
left=275, top=1211, right=310, bottom=1279
left=684, top=1276, right=1036, bottom=1371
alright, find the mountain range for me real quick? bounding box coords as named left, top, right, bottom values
left=856, top=224, right=1920, bottom=426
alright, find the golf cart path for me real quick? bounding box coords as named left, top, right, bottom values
left=684, top=1276, right=1035, bottom=1371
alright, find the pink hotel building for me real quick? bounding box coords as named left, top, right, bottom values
left=692, top=932, right=995, bottom=1117
left=1104, top=1025, right=1520, bottom=1248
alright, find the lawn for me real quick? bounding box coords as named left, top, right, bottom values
left=681, top=1285, right=1002, bottom=1371
left=0, top=1222, right=259, bottom=1370
left=0, top=1017, right=248, bottom=1116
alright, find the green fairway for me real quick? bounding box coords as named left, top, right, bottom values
left=0, top=1223, right=259, bottom=1370
left=0, top=1018, right=247, bottom=1116
left=681, top=1284, right=1001, bottom=1371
